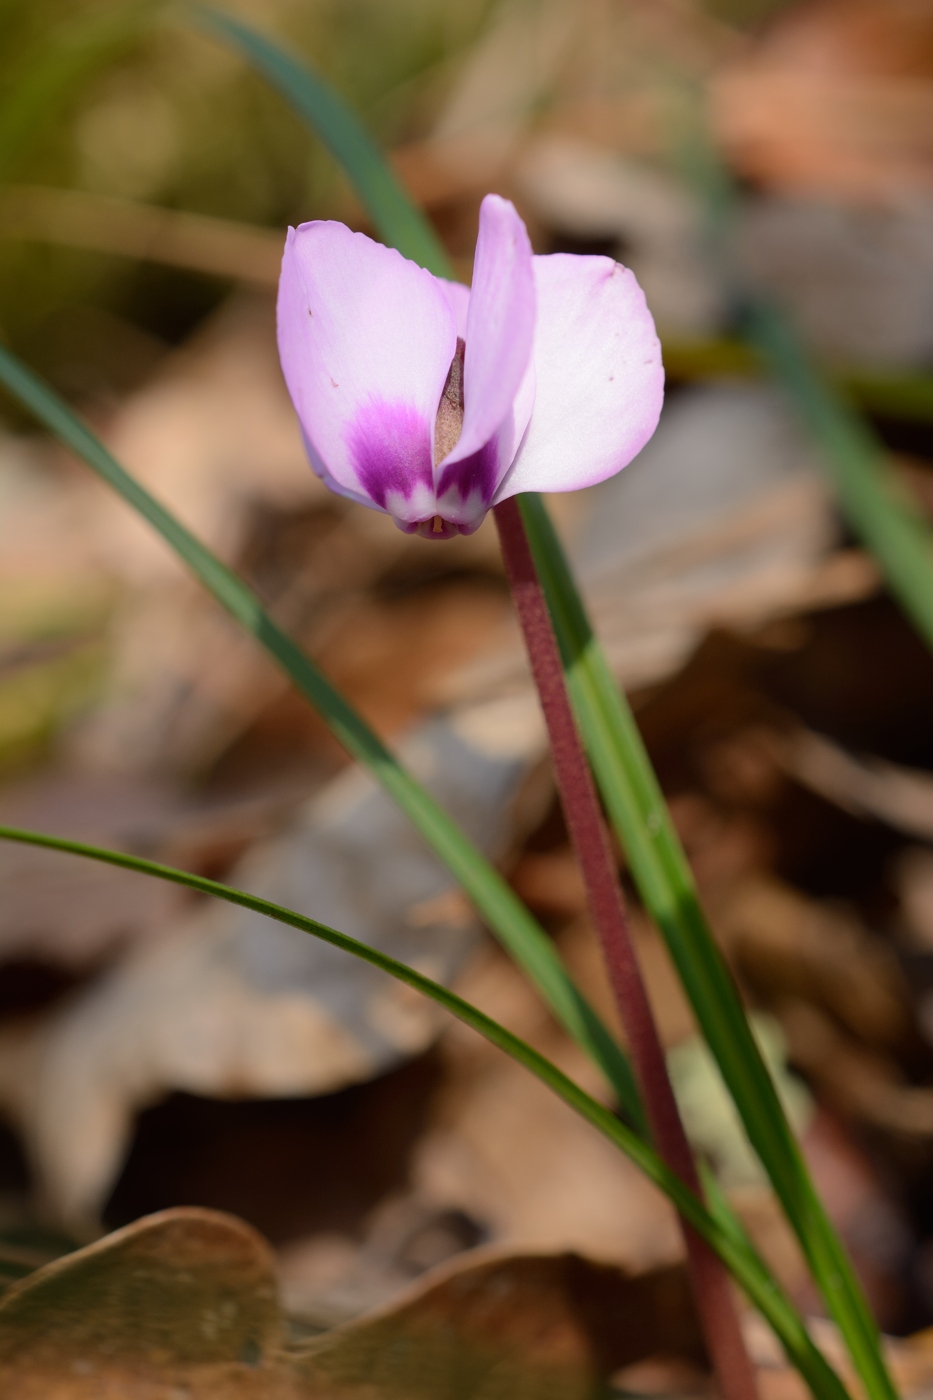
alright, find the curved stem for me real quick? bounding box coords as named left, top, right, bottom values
left=494, top=496, right=758, bottom=1400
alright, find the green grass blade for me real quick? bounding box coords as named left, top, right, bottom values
left=193, top=7, right=452, bottom=280
left=747, top=302, right=933, bottom=653
left=660, top=335, right=933, bottom=424
left=518, top=490, right=895, bottom=1400
left=0, top=347, right=851, bottom=1400
left=679, top=121, right=933, bottom=665
left=0, top=343, right=847, bottom=1393
left=0, top=821, right=851, bottom=1400
left=0, top=338, right=641, bottom=1135
left=664, top=124, right=912, bottom=1399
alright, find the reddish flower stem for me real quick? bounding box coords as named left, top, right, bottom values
left=494, top=496, right=758, bottom=1400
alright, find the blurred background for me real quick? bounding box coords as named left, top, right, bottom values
left=2, top=0, right=933, bottom=1380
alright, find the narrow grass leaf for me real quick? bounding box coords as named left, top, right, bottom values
left=194, top=7, right=451, bottom=279
left=0, top=342, right=849, bottom=1392
left=0, top=338, right=641, bottom=1135
left=660, top=335, right=933, bottom=424
left=670, top=126, right=910, bottom=1399
left=681, top=118, right=933, bottom=665
left=747, top=302, right=933, bottom=654
left=518, top=490, right=896, bottom=1400
left=0, top=820, right=851, bottom=1400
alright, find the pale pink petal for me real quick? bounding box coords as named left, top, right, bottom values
left=444, top=195, right=535, bottom=468
left=438, top=278, right=470, bottom=339
left=494, top=254, right=664, bottom=501
left=277, top=222, right=456, bottom=523
left=434, top=195, right=536, bottom=529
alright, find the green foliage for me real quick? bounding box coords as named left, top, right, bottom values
left=0, top=332, right=853, bottom=1400
left=196, top=7, right=451, bottom=276
left=0, top=819, right=851, bottom=1400
left=661, top=335, right=933, bottom=424
left=748, top=303, right=933, bottom=655
left=519, top=492, right=896, bottom=1400
left=0, top=336, right=643, bottom=1143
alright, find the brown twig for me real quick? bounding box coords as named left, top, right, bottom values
left=494, top=494, right=758, bottom=1400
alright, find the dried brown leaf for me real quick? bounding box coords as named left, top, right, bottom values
left=0, top=1207, right=288, bottom=1399
left=295, top=1248, right=705, bottom=1400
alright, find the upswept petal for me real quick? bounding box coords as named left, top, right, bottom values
left=438, top=278, right=470, bottom=339
left=493, top=254, right=664, bottom=502
left=442, top=194, right=536, bottom=471
left=277, top=222, right=456, bottom=522
left=434, top=195, right=537, bottom=532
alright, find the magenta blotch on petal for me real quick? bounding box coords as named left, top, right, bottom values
left=347, top=399, right=435, bottom=524
left=435, top=438, right=500, bottom=531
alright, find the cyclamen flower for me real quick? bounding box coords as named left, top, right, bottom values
left=277, top=194, right=663, bottom=539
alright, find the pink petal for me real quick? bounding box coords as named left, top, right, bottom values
left=452, top=196, right=536, bottom=464
left=277, top=222, right=456, bottom=523
left=438, top=278, right=470, bottom=339
left=435, top=196, right=536, bottom=527
left=494, top=254, right=664, bottom=501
